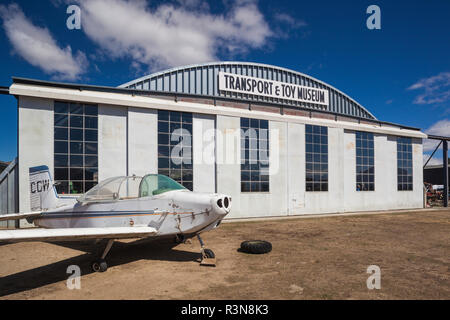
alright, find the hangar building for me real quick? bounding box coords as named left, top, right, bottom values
left=3, top=62, right=427, bottom=226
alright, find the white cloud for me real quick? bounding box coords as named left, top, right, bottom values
left=422, top=119, right=450, bottom=163
left=423, top=157, right=442, bottom=167
left=0, top=3, right=87, bottom=80
left=274, top=13, right=307, bottom=29
left=408, top=72, right=450, bottom=105
left=75, top=0, right=273, bottom=70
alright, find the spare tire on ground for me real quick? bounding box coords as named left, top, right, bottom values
left=239, top=240, right=272, bottom=254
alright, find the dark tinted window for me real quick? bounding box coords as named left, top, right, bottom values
left=240, top=118, right=269, bottom=192
left=54, top=101, right=98, bottom=194
left=157, top=110, right=193, bottom=190
left=397, top=137, right=413, bottom=191
left=356, top=131, right=375, bottom=191
left=305, top=124, right=328, bottom=192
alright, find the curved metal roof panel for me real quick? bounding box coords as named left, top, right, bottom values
left=120, top=61, right=377, bottom=120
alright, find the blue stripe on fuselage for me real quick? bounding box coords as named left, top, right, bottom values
left=40, top=210, right=156, bottom=219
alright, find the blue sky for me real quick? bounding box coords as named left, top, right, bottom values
left=0, top=0, right=449, bottom=164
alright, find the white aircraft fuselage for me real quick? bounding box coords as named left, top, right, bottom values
left=33, top=190, right=230, bottom=238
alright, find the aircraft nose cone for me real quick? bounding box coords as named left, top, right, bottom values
left=211, top=194, right=232, bottom=216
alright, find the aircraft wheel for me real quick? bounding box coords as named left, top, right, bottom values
left=91, top=259, right=108, bottom=272
left=203, top=248, right=215, bottom=259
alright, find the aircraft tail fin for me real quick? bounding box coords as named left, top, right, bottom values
left=29, top=165, right=58, bottom=211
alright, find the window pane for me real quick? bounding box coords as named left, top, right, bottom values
left=54, top=101, right=69, bottom=114
left=158, top=110, right=169, bottom=121
left=85, top=168, right=98, bottom=181
left=70, top=181, right=84, bottom=194
left=70, top=128, right=83, bottom=141
left=241, top=118, right=249, bottom=128
left=85, top=142, right=97, bottom=155
left=183, top=182, right=193, bottom=191
left=55, top=141, right=68, bottom=154
left=54, top=114, right=68, bottom=127
left=55, top=181, right=69, bottom=194
left=84, top=104, right=98, bottom=116
left=70, top=142, right=83, bottom=154
left=158, top=146, right=170, bottom=158
left=70, top=168, right=84, bottom=180
left=70, top=115, right=83, bottom=128
left=54, top=168, right=68, bottom=180
left=182, top=170, right=193, bottom=181
left=55, top=154, right=68, bottom=167
left=169, top=111, right=181, bottom=122
left=70, top=103, right=83, bottom=114
left=70, top=155, right=83, bottom=167
left=84, top=181, right=97, bottom=192
left=158, top=157, right=169, bottom=169
left=85, top=155, right=98, bottom=167
left=158, top=121, right=169, bottom=133
left=85, top=130, right=97, bottom=142
left=85, top=116, right=97, bottom=129
left=158, top=133, right=169, bottom=145
left=241, top=182, right=251, bottom=192
left=55, top=127, right=68, bottom=140
left=182, top=112, right=192, bottom=123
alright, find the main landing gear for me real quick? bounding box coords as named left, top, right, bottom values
left=91, top=239, right=114, bottom=272
left=197, top=234, right=216, bottom=267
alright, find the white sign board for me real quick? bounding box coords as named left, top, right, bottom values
left=218, top=72, right=329, bottom=106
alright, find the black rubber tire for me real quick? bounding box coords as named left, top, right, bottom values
left=240, top=240, right=272, bottom=254
left=203, top=248, right=215, bottom=258
left=91, top=259, right=108, bottom=272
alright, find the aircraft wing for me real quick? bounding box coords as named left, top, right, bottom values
left=0, top=226, right=158, bottom=243
left=0, top=211, right=42, bottom=222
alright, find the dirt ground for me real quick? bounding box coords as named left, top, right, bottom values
left=0, top=209, right=449, bottom=300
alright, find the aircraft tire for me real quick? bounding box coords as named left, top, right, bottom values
left=240, top=240, right=272, bottom=254
left=203, top=248, right=215, bottom=258
left=92, top=259, right=108, bottom=272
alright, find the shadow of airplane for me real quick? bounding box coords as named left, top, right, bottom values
left=0, top=238, right=202, bottom=297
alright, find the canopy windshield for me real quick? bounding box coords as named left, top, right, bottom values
left=139, top=174, right=187, bottom=197
left=78, top=174, right=186, bottom=203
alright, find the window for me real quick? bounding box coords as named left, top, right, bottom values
left=397, top=137, right=413, bottom=191
left=54, top=101, right=98, bottom=194
left=356, top=131, right=375, bottom=191
left=157, top=110, right=193, bottom=190
left=305, top=124, right=328, bottom=191
left=240, top=118, right=269, bottom=192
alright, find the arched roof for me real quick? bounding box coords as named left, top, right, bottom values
left=120, top=61, right=376, bottom=120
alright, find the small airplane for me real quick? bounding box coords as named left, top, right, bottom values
left=0, top=165, right=231, bottom=272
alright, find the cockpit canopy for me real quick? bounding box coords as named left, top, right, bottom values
left=77, top=174, right=187, bottom=203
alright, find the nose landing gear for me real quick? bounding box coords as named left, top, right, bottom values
left=197, top=234, right=216, bottom=267
left=91, top=239, right=114, bottom=272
